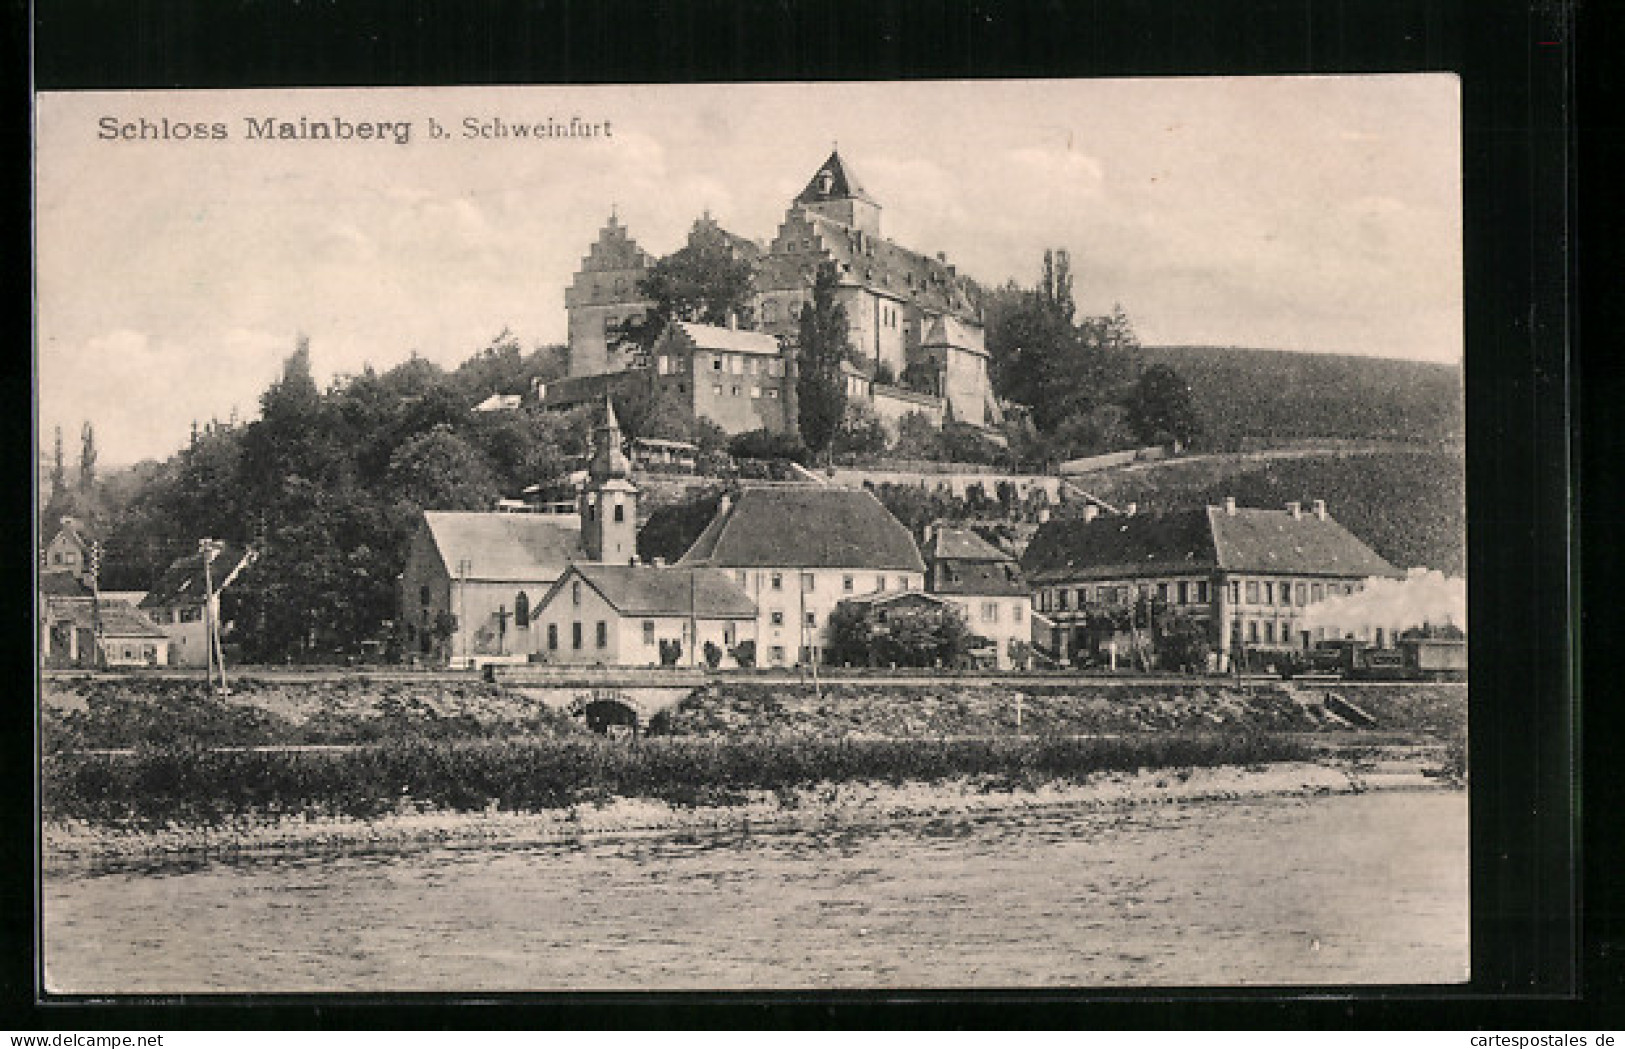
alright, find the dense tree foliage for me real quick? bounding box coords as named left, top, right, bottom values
left=984, top=250, right=1158, bottom=463
left=1126, top=363, right=1201, bottom=447
left=76, top=333, right=588, bottom=658
left=825, top=599, right=975, bottom=668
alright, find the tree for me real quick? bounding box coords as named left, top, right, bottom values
left=831, top=401, right=889, bottom=457
left=795, top=263, right=859, bottom=456
left=78, top=422, right=98, bottom=493
left=1127, top=363, right=1202, bottom=448
left=386, top=425, right=501, bottom=511
left=984, top=251, right=1143, bottom=435
left=49, top=426, right=66, bottom=502
left=727, top=428, right=810, bottom=464
left=614, top=236, right=759, bottom=356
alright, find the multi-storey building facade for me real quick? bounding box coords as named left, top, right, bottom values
left=922, top=524, right=1031, bottom=670
left=1021, top=498, right=1402, bottom=670
left=677, top=486, right=926, bottom=666
left=649, top=321, right=794, bottom=435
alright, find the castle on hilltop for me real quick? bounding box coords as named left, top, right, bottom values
left=558, top=150, right=1004, bottom=440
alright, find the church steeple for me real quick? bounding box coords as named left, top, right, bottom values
left=793, top=149, right=880, bottom=236
left=580, top=396, right=639, bottom=562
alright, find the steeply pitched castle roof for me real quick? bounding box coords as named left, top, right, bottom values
left=794, top=150, right=876, bottom=205
left=415, top=512, right=582, bottom=583
left=561, top=564, right=757, bottom=619
left=1020, top=506, right=1399, bottom=584
left=680, top=487, right=925, bottom=571
left=759, top=209, right=983, bottom=321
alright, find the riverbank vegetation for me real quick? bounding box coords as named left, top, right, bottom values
left=43, top=731, right=1312, bottom=830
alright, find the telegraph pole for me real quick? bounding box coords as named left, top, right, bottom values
left=88, top=540, right=103, bottom=669
left=457, top=558, right=472, bottom=668
left=199, top=539, right=228, bottom=694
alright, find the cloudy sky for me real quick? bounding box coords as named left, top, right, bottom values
left=36, top=77, right=1461, bottom=465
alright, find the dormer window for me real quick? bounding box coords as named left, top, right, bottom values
left=817, top=168, right=834, bottom=194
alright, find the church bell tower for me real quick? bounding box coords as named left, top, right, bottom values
left=579, top=396, right=640, bottom=563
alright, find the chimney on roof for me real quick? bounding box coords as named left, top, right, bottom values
left=1286, top=501, right=1302, bottom=519
left=726, top=312, right=738, bottom=330
left=1125, top=502, right=1137, bottom=517
left=1312, top=499, right=1327, bottom=520
left=718, top=493, right=732, bottom=516
left=1223, top=496, right=1237, bottom=516
left=1038, top=506, right=1052, bottom=524
left=1082, top=504, right=1099, bottom=523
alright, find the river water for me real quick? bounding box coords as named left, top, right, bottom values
left=43, top=791, right=1467, bottom=991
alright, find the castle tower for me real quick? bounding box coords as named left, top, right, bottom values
left=565, top=213, right=655, bottom=377
left=793, top=150, right=881, bottom=237
left=579, top=397, right=640, bottom=563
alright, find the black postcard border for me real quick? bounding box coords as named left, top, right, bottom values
left=14, top=0, right=1587, bottom=1029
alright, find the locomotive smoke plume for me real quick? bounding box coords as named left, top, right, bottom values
left=1299, top=567, right=1467, bottom=636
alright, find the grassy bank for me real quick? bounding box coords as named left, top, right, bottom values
left=44, top=731, right=1310, bottom=829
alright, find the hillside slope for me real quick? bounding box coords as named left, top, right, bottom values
left=1141, top=345, right=1464, bottom=451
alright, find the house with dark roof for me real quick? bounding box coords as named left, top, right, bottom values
left=564, top=150, right=1001, bottom=441
left=922, top=524, right=1031, bottom=669
left=1020, top=497, right=1402, bottom=670
left=139, top=544, right=255, bottom=667
left=678, top=485, right=925, bottom=666
left=530, top=563, right=757, bottom=667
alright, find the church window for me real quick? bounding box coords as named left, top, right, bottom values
left=547, top=624, right=558, bottom=650
left=572, top=622, right=583, bottom=649
left=514, top=592, right=530, bottom=628
left=596, top=621, right=608, bottom=648
left=572, top=581, right=582, bottom=606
